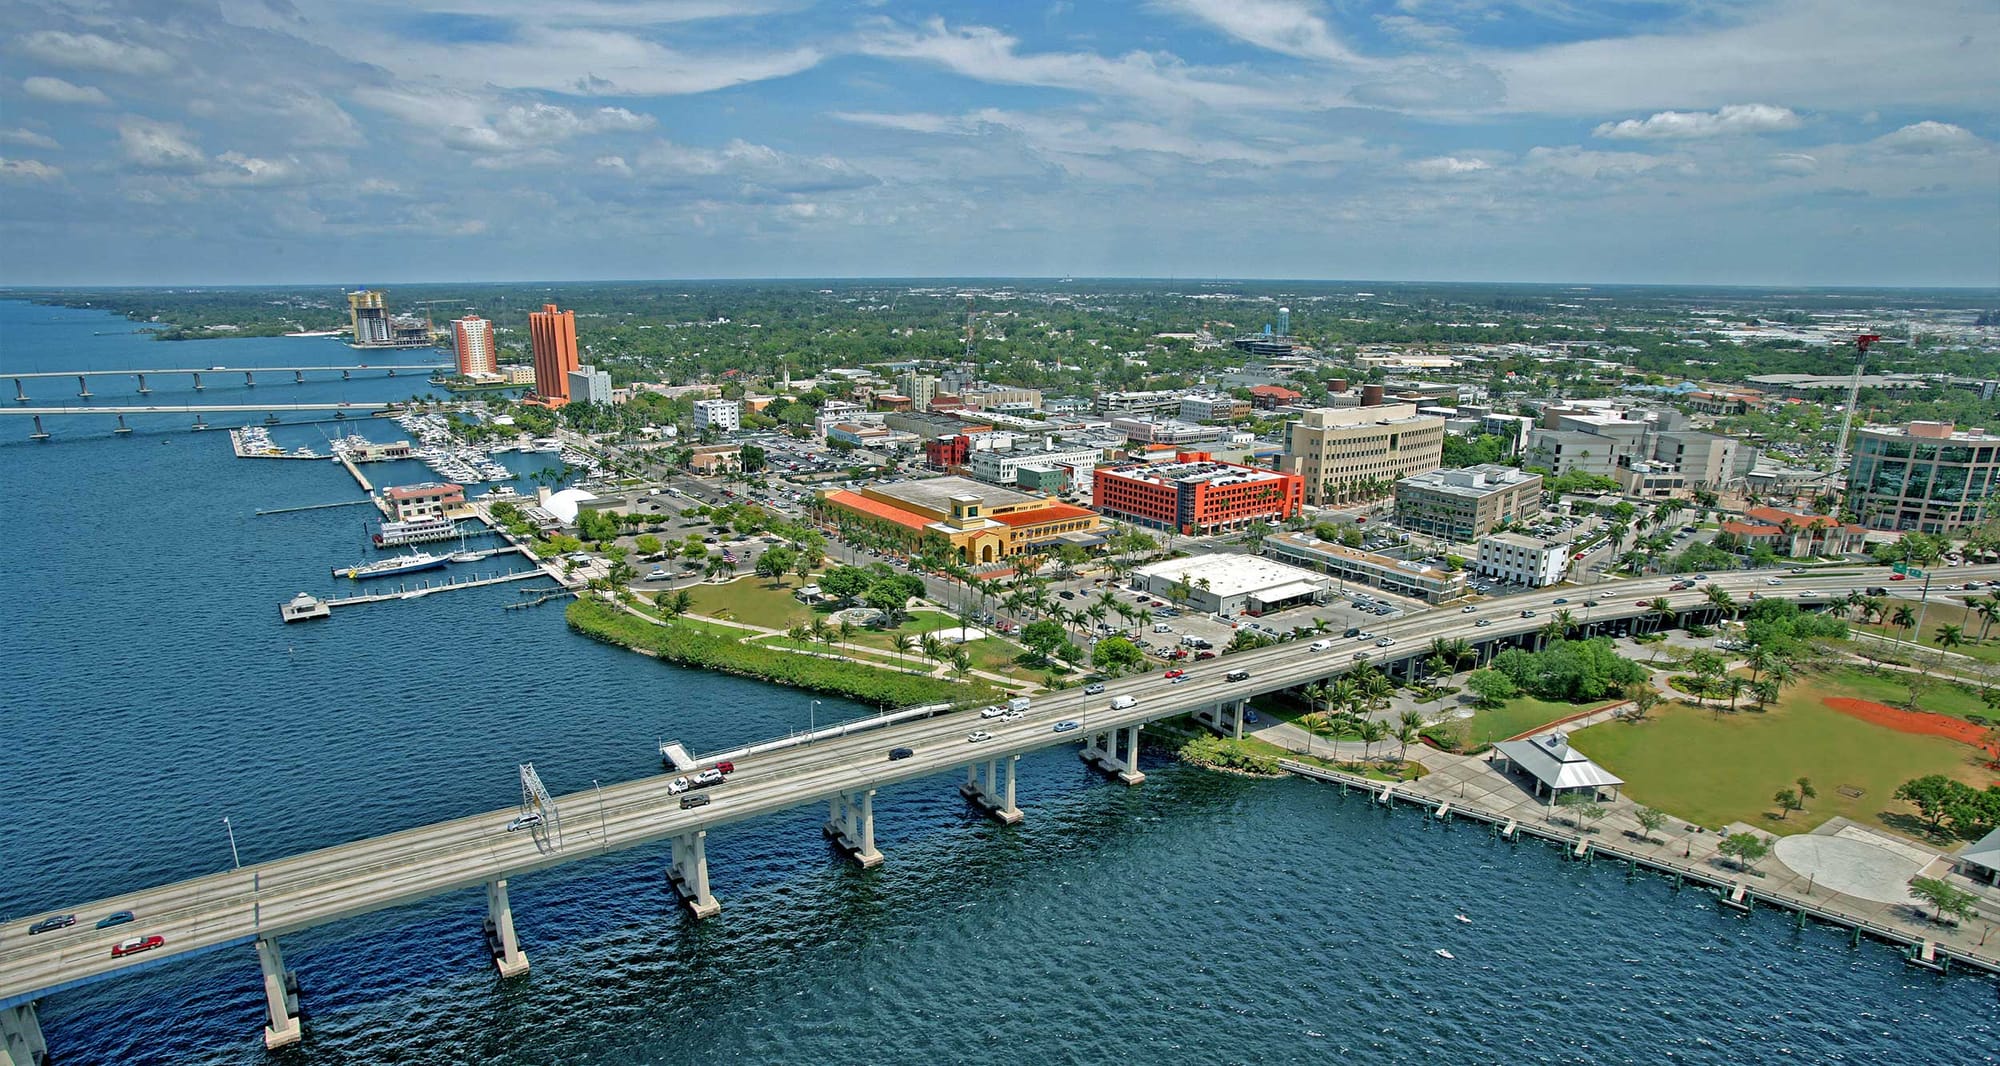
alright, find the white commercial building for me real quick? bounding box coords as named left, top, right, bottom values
left=1129, top=553, right=1330, bottom=616
left=1475, top=532, right=1570, bottom=588
left=693, top=398, right=741, bottom=433
left=566, top=364, right=612, bottom=405
left=968, top=445, right=1107, bottom=489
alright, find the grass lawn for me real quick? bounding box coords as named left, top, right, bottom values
left=682, top=578, right=815, bottom=630
left=1571, top=673, right=1997, bottom=837
left=1802, top=666, right=1991, bottom=722
left=1462, top=695, right=1610, bottom=747
left=753, top=633, right=914, bottom=669
left=843, top=610, right=964, bottom=652
left=672, top=615, right=761, bottom=640
left=1852, top=601, right=2000, bottom=664
left=960, top=637, right=1054, bottom=682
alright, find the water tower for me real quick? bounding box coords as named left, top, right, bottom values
left=1277, top=307, right=1290, bottom=336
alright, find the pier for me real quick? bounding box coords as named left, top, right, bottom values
left=255, top=499, right=377, bottom=517
left=1276, top=759, right=2000, bottom=977
left=320, top=568, right=546, bottom=611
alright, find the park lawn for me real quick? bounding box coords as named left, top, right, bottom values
left=1571, top=676, right=1997, bottom=837
left=752, top=633, right=916, bottom=669
left=1810, top=665, right=1990, bottom=721
left=672, top=615, right=761, bottom=640
left=960, top=637, right=1051, bottom=681
left=843, top=610, right=964, bottom=651
left=1462, top=695, right=1610, bottom=747
left=683, top=578, right=815, bottom=630
left=1852, top=601, right=2000, bottom=665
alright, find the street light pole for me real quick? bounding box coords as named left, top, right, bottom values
left=810, top=699, right=820, bottom=743
left=222, top=816, right=241, bottom=869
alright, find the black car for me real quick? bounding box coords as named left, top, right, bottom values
left=28, top=914, right=76, bottom=935
left=1343, top=627, right=1360, bottom=638
left=888, top=746, right=915, bottom=761
left=95, top=911, right=136, bottom=930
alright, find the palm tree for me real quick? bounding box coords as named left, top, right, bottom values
left=1303, top=683, right=1332, bottom=716
left=1750, top=678, right=1781, bottom=711
left=894, top=633, right=918, bottom=670
left=1646, top=597, right=1676, bottom=635
left=1891, top=604, right=1917, bottom=641
left=1704, top=584, right=1737, bottom=622
left=1552, top=608, right=1577, bottom=639
left=1330, top=677, right=1361, bottom=719
left=1361, top=671, right=1393, bottom=715
left=1975, top=596, right=2000, bottom=643
left=705, top=557, right=734, bottom=582
left=948, top=647, right=972, bottom=682
left=1929, top=624, right=1967, bottom=677
left=1396, top=709, right=1425, bottom=763
left=1361, top=720, right=1391, bottom=762
left=919, top=632, right=943, bottom=668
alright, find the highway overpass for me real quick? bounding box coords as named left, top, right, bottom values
left=3, top=564, right=1987, bottom=1063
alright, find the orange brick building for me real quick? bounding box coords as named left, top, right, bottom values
left=1094, top=451, right=1303, bottom=536
left=528, top=303, right=579, bottom=406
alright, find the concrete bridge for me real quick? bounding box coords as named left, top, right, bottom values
left=3, top=403, right=400, bottom=439
left=10, top=365, right=449, bottom=403
left=2, top=565, right=1985, bottom=1063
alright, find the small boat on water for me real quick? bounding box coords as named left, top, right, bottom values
left=1453, top=914, right=1472, bottom=924
left=1434, top=949, right=1455, bottom=960
left=333, top=552, right=449, bottom=580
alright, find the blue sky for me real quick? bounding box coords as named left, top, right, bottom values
left=2, top=0, right=1995, bottom=286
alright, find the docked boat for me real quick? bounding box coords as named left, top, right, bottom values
left=333, top=552, right=449, bottom=580
left=450, top=550, right=482, bottom=563
left=373, top=515, right=460, bottom=547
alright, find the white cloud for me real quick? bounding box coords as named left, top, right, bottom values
left=630, top=138, right=878, bottom=197
left=0, top=157, right=62, bottom=182
left=0, top=128, right=60, bottom=149
left=1765, top=153, right=1818, bottom=176
left=116, top=118, right=208, bottom=172
left=358, top=92, right=658, bottom=155
left=1153, top=0, right=1362, bottom=64
left=17, top=30, right=174, bottom=76
left=1409, top=155, right=1492, bottom=179
left=1593, top=103, right=1801, bottom=140
left=595, top=155, right=633, bottom=175
left=1874, top=121, right=1983, bottom=155
left=200, top=151, right=312, bottom=187
left=1484, top=0, right=2000, bottom=115
left=1521, top=145, right=1674, bottom=180
left=339, top=26, right=819, bottom=98
left=21, top=76, right=111, bottom=106
left=858, top=19, right=1292, bottom=111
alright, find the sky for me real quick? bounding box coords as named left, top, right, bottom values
left=2, top=0, right=1996, bottom=288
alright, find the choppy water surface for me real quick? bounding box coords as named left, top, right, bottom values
left=2, top=301, right=1993, bottom=1065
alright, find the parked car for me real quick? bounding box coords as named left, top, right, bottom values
left=888, top=747, right=915, bottom=761
left=111, top=935, right=164, bottom=958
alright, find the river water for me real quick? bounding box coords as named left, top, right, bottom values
left=1, top=300, right=1993, bottom=1065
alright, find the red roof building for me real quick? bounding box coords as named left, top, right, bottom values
left=1249, top=384, right=1304, bottom=409
left=1094, top=451, right=1303, bottom=536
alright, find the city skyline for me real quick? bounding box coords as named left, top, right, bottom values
left=1, top=0, right=1996, bottom=287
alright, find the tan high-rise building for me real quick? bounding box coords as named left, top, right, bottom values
left=348, top=289, right=390, bottom=346
left=1282, top=404, right=1445, bottom=506
left=528, top=303, right=579, bottom=406
left=452, top=316, right=495, bottom=376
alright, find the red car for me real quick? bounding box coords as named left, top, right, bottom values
left=1635, top=600, right=1651, bottom=607
left=1194, top=651, right=1217, bottom=661
left=714, top=761, right=736, bottom=775
left=1163, top=668, right=1185, bottom=679
left=1890, top=573, right=1907, bottom=581
left=111, top=935, right=163, bottom=958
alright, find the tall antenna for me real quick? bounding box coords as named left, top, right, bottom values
left=962, top=295, right=978, bottom=381
left=1828, top=332, right=1881, bottom=518
left=518, top=763, right=561, bottom=846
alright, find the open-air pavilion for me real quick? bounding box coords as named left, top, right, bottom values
left=1490, top=732, right=1624, bottom=803
left=1959, top=828, right=2000, bottom=887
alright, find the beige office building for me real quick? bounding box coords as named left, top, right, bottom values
left=1282, top=404, right=1446, bottom=506
left=1394, top=465, right=1543, bottom=541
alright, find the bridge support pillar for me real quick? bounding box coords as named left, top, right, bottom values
left=11, top=378, right=25, bottom=403
left=825, top=788, right=883, bottom=867
left=342, top=369, right=351, bottom=380
left=1083, top=725, right=1145, bottom=785
left=0, top=1002, right=49, bottom=1066
left=76, top=374, right=92, bottom=399
left=136, top=373, right=150, bottom=395
left=255, top=936, right=302, bottom=1050
left=245, top=371, right=255, bottom=388
left=961, top=753, right=1023, bottom=823
left=192, top=372, right=204, bottom=391
left=668, top=830, right=720, bottom=918
left=295, top=369, right=306, bottom=385
left=1194, top=699, right=1246, bottom=739
left=28, top=416, right=49, bottom=442
left=114, top=414, right=132, bottom=435
left=484, top=878, right=530, bottom=978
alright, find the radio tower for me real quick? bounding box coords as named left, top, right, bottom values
left=1828, top=331, right=1881, bottom=519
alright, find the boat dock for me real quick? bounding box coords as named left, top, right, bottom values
left=228, top=428, right=323, bottom=459
left=1278, top=759, right=2000, bottom=978
left=315, top=569, right=549, bottom=612
left=256, top=499, right=377, bottom=517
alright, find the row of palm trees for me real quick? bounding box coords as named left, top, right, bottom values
left=782, top=618, right=977, bottom=681
left=1294, top=665, right=1431, bottom=763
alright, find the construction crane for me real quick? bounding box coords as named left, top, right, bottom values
left=410, top=298, right=457, bottom=339
left=961, top=295, right=978, bottom=380
left=1827, top=331, right=1881, bottom=519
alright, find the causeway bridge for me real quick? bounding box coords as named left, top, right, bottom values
left=3, top=402, right=399, bottom=439
left=9, top=364, right=449, bottom=403
left=2, top=565, right=1987, bottom=1063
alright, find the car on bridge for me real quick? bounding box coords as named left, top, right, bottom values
left=506, top=812, right=543, bottom=832
left=1053, top=720, right=1080, bottom=733
left=27, top=915, right=74, bottom=935
left=96, top=911, right=135, bottom=930
left=1163, top=668, right=1185, bottom=679
left=111, top=935, right=164, bottom=958
left=966, top=730, right=994, bottom=743
left=1084, top=683, right=1106, bottom=695
left=888, top=747, right=914, bottom=761
left=668, top=777, right=692, bottom=795
left=692, top=769, right=726, bottom=788
left=980, top=705, right=1007, bottom=719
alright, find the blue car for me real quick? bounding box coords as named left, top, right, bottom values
left=1243, top=710, right=1260, bottom=724
left=1052, top=720, right=1080, bottom=733
left=96, top=911, right=135, bottom=930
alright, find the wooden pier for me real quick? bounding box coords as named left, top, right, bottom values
left=256, top=499, right=377, bottom=517
left=320, top=569, right=546, bottom=611
left=1278, top=759, right=2000, bottom=978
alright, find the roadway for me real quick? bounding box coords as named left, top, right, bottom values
left=7, top=365, right=449, bottom=380
left=0, top=403, right=395, bottom=416
left=6, top=563, right=1993, bottom=1014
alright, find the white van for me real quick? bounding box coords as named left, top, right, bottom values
left=1153, top=623, right=1173, bottom=633
left=1309, top=639, right=1333, bottom=652
left=1007, top=696, right=1032, bottom=713
left=1110, top=695, right=1137, bottom=710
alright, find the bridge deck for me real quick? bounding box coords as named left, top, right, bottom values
left=4, top=566, right=1985, bottom=1012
